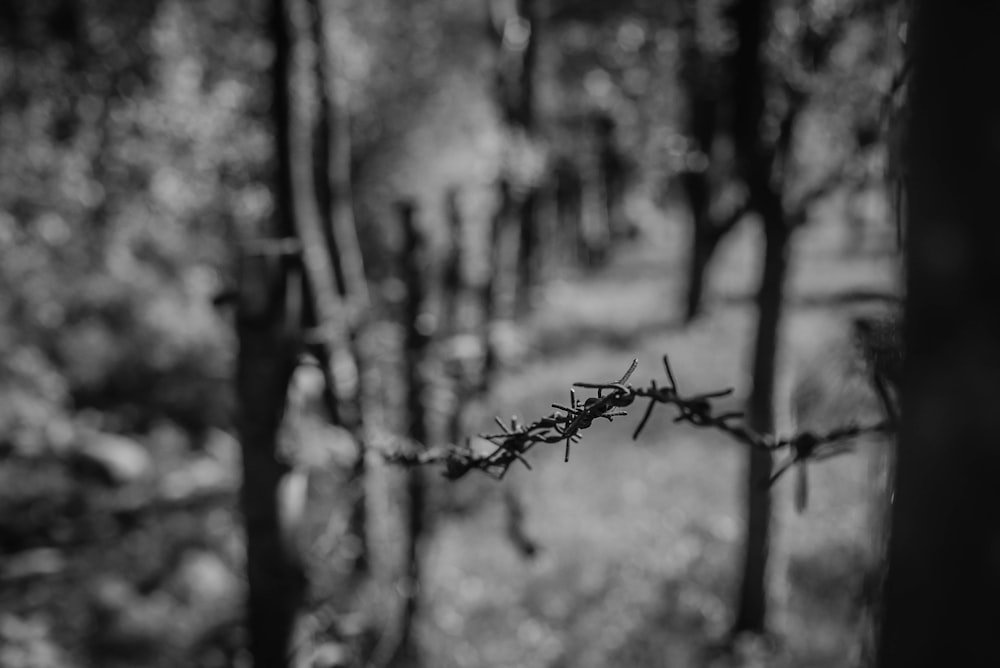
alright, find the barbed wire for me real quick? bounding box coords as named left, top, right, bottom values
left=380, top=356, right=894, bottom=487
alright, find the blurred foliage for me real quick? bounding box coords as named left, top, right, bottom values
left=541, top=0, right=680, bottom=193
left=539, top=0, right=902, bottom=206
left=0, top=0, right=271, bottom=445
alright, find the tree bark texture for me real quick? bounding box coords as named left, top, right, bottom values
left=878, top=3, right=1000, bottom=666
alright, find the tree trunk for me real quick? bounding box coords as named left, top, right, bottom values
left=282, top=0, right=354, bottom=399
left=236, top=3, right=306, bottom=665
left=310, top=0, right=368, bottom=313
left=878, top=3, right=1000, bottom=666
left=481, top=179, right=510, bottom=392
left=729, top=0, right=781, bottom=636
left=684, top=233, right=710, bottom=324
left=553, top=157, right=582, bottom=267
left=513, top=0, right=539, bottom=132
left=515, top=189, right=538, bottom=316
left=734, top=211, right=788, bottom=634
left=596, top=114, right=628, bottom=241
left=579, top=155, right=610, bottom=267
left=393, top=200, right=431, bottom=667
left=442, top=187, right=465, bottom=336
left=511, top=0, right=541, bottom=317
left=677, top=1, right=733, bottom=323
left=683, top=201, right=722, bottom=323
left=308, top=0, right=371, bottom=575
left=237, top=255, right=304, bottom=668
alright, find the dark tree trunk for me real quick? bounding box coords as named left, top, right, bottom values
left=442, top=187, right=465, bottom=336
left=676, top=1, right=737, bottom=323
left=683, top=206, right=724, bottom=323
left=734, top=206, right=788, bottom=634
left=237, top=255, right=304, bottom=668
left=481, top=179, right=511, bottom=392
left=236, top=2, right=307, bottom=665
left=514, top=0, right=541, bottom=317
left=553, top=157, right=583, bottom=266
left=595, top=113, right=627, bottom=242
left=512, top=0, right=538, bottom=132
left=878, top=3, right=1000, bottom=666
left=729, top=0, right=783, bottom=636
left=393, top=200, right=431, bottom=667
left=514, top=189, right=539, bottom=316
left=442, top=188, right=475, bottom=453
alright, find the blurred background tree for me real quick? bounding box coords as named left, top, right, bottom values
left=880, top=1, right=1000, bottom=666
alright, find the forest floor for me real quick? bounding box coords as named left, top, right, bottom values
left=410, top=198, right=900, bottom=668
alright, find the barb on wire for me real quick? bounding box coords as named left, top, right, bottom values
left=378, top=356, right=893, bottom=485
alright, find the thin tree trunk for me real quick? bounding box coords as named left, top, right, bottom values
left=734, top=211, right=788, bottom=634
left=512, top=0, right=541, bottom=317
left=309, top=0, right=371, bottom=575
left=394, top=200, right=430, bottom=667
left=729, top=0, right=780, bottom=636
left=285, top=0, right=364, bottom=580
left=443, top=188, right=469, bottom=452
left=683, top=200, right=747, bottom=323
left=515, top=189, right=539, bottom=316
left=236, top=3, right=306, bottom=665
left=683, top=208, right=722, bottom=323
left=579, top=155, right=610, bottom=267
left=481, top=179, right=510, bottom=392
left=595, top=114, right=628, bottom=242
left=513, top=0, right=538, bottom=131
left=310, top=0, right=368, bottom=312
left=282, top=0, right=354, bottom=398
left=553, top=157, right=582, bottom=267
left=237, top=255, right=304, bottom=668
left=878, top=3, right=1000, bottom=666
left=677, top=1, right=733, bottom=323
left=442, top=187, right=465, bottom=336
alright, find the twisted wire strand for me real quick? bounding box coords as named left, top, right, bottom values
left=379, top=356, right=893, bottom=485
